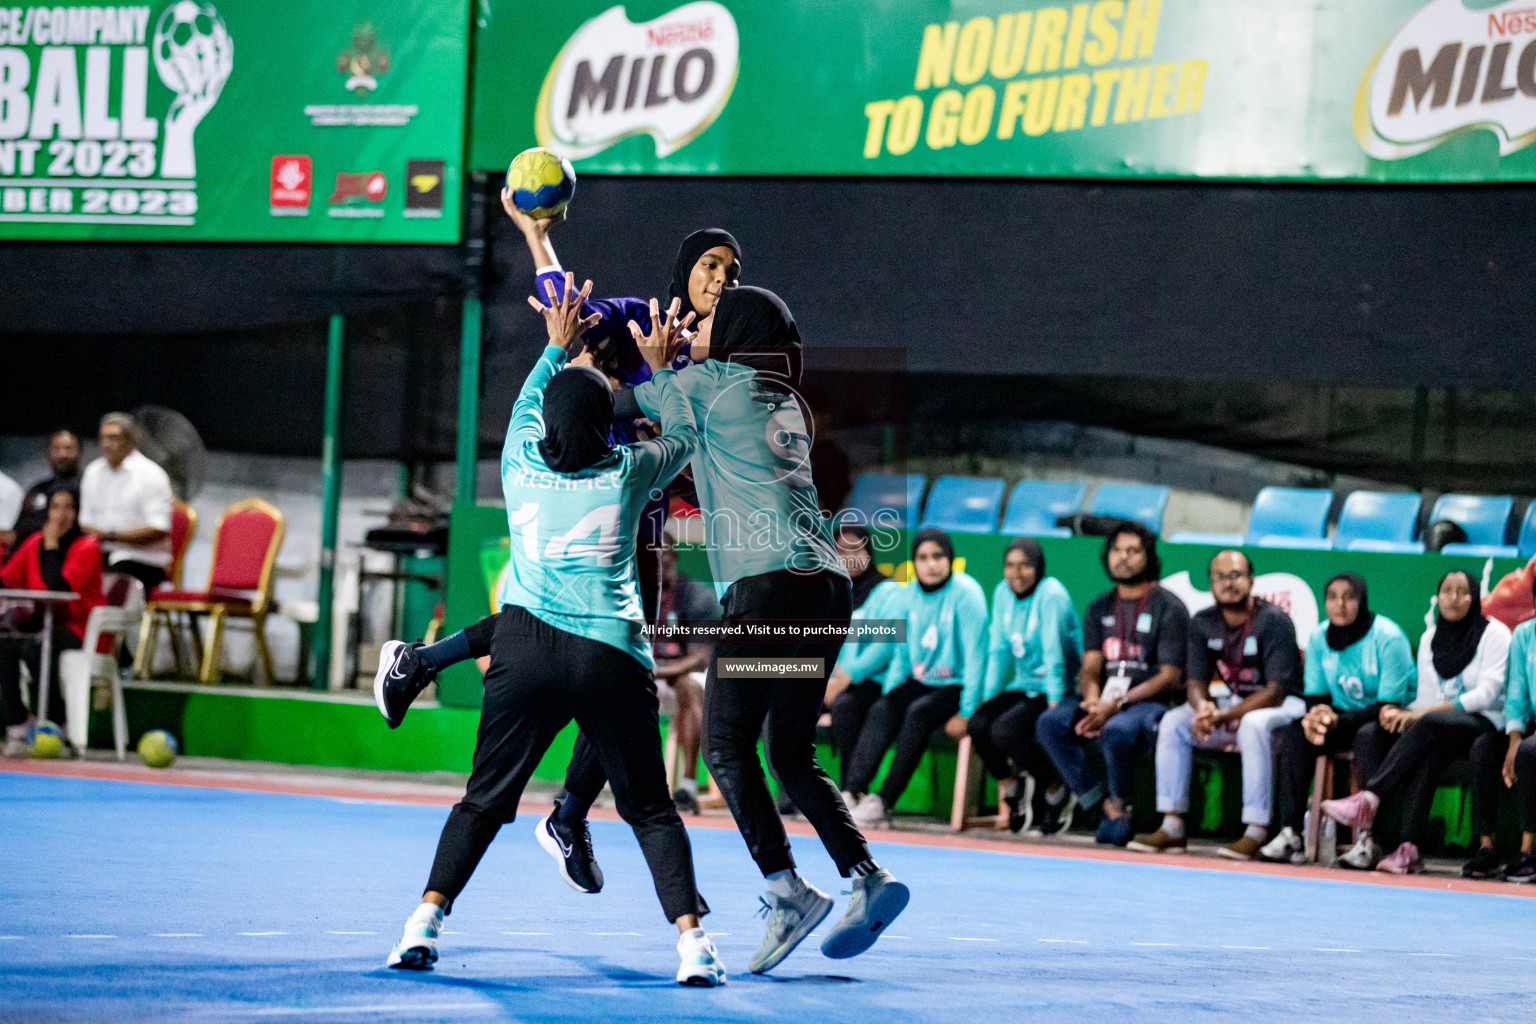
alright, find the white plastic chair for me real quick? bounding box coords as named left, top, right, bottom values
left=59, top=574, right=144, bottom=759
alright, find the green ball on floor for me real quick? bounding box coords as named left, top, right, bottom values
left=138, top=730, right=179, bottom=769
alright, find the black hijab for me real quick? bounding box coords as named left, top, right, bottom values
left=668, top=228, right=742, bottom=321
left=1324, top=573, right=1376, bottom=651
left=838, top=525, right=886, bottom=609
left=913, top=528, right=955, bottom=594
left=709, top=285, right=803, bottom=390
left=537, top=366, right=614, bottom=473
left=1006, top=537, right=1046, bottom=599
left=45, top=485, right=83, bottom=555
left=1431, top=570, right=1488, bottom=680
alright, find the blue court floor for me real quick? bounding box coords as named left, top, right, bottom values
left=2, top=770, right=1533, bottom=1023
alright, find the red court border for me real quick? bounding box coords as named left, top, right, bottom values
left=8, top=759, right=1530, bottom=900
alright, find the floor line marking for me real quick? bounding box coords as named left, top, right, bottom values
left=949, top=936, right=999, bottom=942
left=1505, top=956, right=1536, bottom=961
left=0, top=936, right=23, bottom=941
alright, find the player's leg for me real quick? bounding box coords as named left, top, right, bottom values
left=387, top=608, right=569, bottom=970
left=991, top=694, right=1066, bottom=834
left=536, top=730, right=607, bottom=894
left=573, top=640, right=723, bottom=986
left=375, top=612, right=500, bottom=729
left=1129, top=701, right=1196, bottom=854
left=1220, top=698, right=1304, bottom=860
left=830, top=680, right=883, bottom=795
left=843, top=681, right=926, bottom=803
left=867, top=684, right=962, bottom=822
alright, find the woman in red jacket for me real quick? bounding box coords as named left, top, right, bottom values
left=1, top=487, right=103, bottom=756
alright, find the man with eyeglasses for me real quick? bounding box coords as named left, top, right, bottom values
left=1129, top=550, right=1304, bottom=861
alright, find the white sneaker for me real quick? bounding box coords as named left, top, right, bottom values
left=748, top=881, right=833, bottom=974
left=4, top=723, right=31, bottom=759
left=1259, top=826, right=1304, bottom=864
left=821, top=868, right=910, bottom=959
left=851, top=793, right=887, bottom=829
left=385, top=904, right=442, bottom=970
left=676, top=928, right=726, bottom=987
left=1339, top=831, right=1381, bottom=870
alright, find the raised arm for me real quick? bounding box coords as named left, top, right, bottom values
left=629, top=297, right=702, bottom=491
left=507, top=274, right=601, bottom=447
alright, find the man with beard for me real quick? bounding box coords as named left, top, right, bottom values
left=9, top=431, right=83, bottom=551
left=1035, top=520, right=1188, bottom=847
left=1129, top=551, right=1303, bottom=860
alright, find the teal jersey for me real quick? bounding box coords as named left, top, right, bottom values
left=634, top=360, right=844, bottom=594
left=1302, top=615, right=1417, bottom=712
left=883, top=571, right=989, bottom=698
left=834, top=579, right=906, bottom=684
left=974, top=577, right=1083, bottom=715
left=497, top=345, right=699, bottom=669
left=1505, top=620, right=1536, bottom=735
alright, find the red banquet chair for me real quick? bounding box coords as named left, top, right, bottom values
left=143, top=498, right=200, bottom=675
left=135, top=498, right=285, bottom=684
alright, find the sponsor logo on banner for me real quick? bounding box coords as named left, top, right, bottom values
left=269, top=155, right=311, bottom=215
left=327, top=170, right=386, bottom=217
left=535, top=1, right=739, bottom=159
left=403, top=158, right=443, bottom=217
left=0, top=1, right=232, bottom=227
left=1358, top=0, right=1536, bottom=159
left=305, top=19, right=414, bottom=127
left=336, top=22, right=389, bottom=98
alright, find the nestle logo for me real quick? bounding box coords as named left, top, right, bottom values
left=1489, top=8, right=1536, bottom=36
left=647, top=19, right=713, bottom=47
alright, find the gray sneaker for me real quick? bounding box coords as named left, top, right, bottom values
left=821, top=869, right=911, bottom=960
left=748, top=882, right=833, bottom=974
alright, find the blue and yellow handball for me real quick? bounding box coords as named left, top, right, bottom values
left=138, top=729, right=179, bottom=769
left=28, top=720, right=64, bottom=759
left=506, top=147, right=576, bottom=219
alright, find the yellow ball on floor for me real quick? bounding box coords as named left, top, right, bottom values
left=29, top=730, right=63, bottom=759
left=138, top=730, right=179, bottom=769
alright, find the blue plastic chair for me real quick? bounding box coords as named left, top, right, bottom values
left=1000, top=481, right=1084, bottom=539
left=844, top=472, right=925, bottom=531
left=1519, top=503, right=1536, bottom=560
left=920, top=476, right=1005, bottom=534
left=1245, top=487, right=1332, bottom=545
left=1429, top=494, right=1514, bottom=548
left=1091, top=484, right=1169, bottom=534
left=1333, top=492, right=1422, bottom=553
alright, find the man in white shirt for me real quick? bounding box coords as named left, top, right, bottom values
left=79, top=413, right=175, bottom=593
left=0, top=469, right=22, bottom=558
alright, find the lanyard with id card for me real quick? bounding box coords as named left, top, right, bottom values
left=1103, top=590, right=1153, bottom=704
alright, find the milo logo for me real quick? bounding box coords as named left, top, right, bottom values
left=1358, top=0, right=1536, bottom=159
left=535, top=2, right=739, bottom=159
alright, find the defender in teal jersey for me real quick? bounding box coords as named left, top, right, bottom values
left=384, top=276, right=726, bottom=988
left=629, top=285, right=909, bottom=975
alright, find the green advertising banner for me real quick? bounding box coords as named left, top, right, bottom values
left=0, top=0, right=467, bottom=241
left=471, top=0, right=1536, bottom=182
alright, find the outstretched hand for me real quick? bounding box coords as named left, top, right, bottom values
left=527, top=271, right=600, bottom=353
left=628, top=296, right=695, bottom=373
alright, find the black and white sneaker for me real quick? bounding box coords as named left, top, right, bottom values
left=373, top=640, right=433, bottom=729
left=536, top=812, right=604, bottom=894
left=1025, top=787, right=1075, bottom=837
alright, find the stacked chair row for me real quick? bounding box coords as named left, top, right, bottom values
left=843, top=472, right=1536, bottom=557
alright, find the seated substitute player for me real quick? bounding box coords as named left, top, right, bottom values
left=826, top=524, right=904, bottom=797
left=1262, top=573, right=1415, bottom=866
left=843, top=528, right=988, bottom=829
left=1035, top=521, right=1189, bottom=847
left=1478, top=597, right=1536, bottom=882
left=379, top=275, right=728, bottom=987
left=1129, top=551, right=1303, bottom=860
left=1322, top=570, right=1509, bottom=875
left=620, top=284, right=909, bottom=974
left=959, top=538, right=1082, bottom=835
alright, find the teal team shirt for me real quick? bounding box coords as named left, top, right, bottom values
left=1505, top=619, right=1536, bottom=735
left=634, top=360, right=844, bottom=595
left=834, top=580, right=906, bottom=684
left=884, top=571, right=989, bottom=700
left=497, top=345, right=699, bottom=669
left=973, top=577, right=1083, bottom=715
left=1302, top=615, right=1417, bottom=712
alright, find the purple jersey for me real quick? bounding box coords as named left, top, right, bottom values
left=535, top=268, right=694, bottom=539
